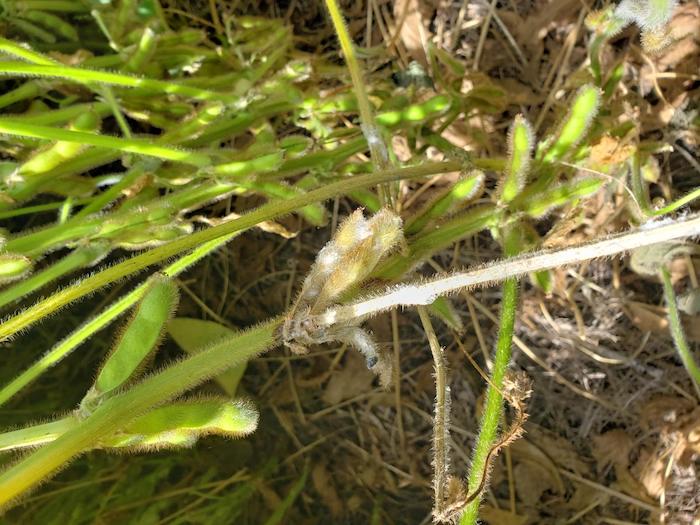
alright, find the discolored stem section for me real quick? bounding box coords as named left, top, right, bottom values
left=322, top=214, right=700, bottom=325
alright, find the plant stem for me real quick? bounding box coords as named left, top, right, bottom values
left=0, top=161, right=460, bottom=342
left=0, top=416, right=76, bottom=452
left=0, top=245, right=105, bottom=310
left=417, top=306, right=450, bottom=517
left=0, top=119, right=211, bottom=167
left=0, top=61, right=235, bottom=102
left=459, top=277, right=518, bottom=524
left=323, top=214, right=700, bottom=324
left=660, top=266, right=700, bottom=398
left=323, top=0, right=392, bottom=205
left=0, top=319, right=280, bottom=507
left=323, top=0, right=383, bottom=162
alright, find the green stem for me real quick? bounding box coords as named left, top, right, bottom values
left=0, top=119, right=211, bottom=167
left=0, top=161, right=460, bottom=341
left=323, top=0, right=392, bottom=205
left=0, top=61, right=235, bottom=102
left=652, top=187, right=700, bottom=217
left=460, top=227, right=520, bottom=524
left=0, top=319, right=280, bottom=506
left=660, top=267, right=700, bottom=398
left=460, top=278, right=518, bottom=524
left=323, top=0, right=378, bottom=145
left=0, top=416, right=76, bottom=452
left=71, top=165, right=147, bottom=219
left=0, top=245, right=105, bottom=310
left=16, top=102, right=112, bottom=126
left=0, top=81, right=42, bottom=110
left=13, top=1, right=89, bottom=12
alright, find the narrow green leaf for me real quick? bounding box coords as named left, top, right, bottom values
left=660, top=267, right=700, bottom=397
left=429, top=296, right=465, bottom=332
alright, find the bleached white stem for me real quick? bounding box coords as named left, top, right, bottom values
left=320, top=214, right=700, bottom=326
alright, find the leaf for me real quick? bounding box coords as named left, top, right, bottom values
left=322, top=351, right=374, bottom=405
left=592, top=429, right=634, bottom=469
left=392, top=0, right=429, bottom=66
left=478, top=506, right=530, bottom=525
left=678, top=288, right=700, bottom=315
left=630, top=241, right=699, bottom=277
left=429, top=296, right=464, bottom=332
left=168, top=317, right=247, bottom=396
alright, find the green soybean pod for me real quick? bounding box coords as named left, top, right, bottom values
left=541, top=85, right=601, bottom=164
left=20, top=111, right=101, bottom=176
left=20, top=10, right=79, bottom=41
left=105, top=398, right=259, bottom=450
left=498, top=115, right=534, bottom=203
left=522, top=177, right=603, bottom=218
left=93, top=274, right=179, bottom=396
left=406, top=171, right=485, bottom=235
left=0, top=254, right=32, bottom=284
left=124, top=26, right=158, bottom=73
left=11, top=17, right=56, bottom=43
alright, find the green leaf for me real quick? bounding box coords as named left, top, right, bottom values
left=429, top=296, right=464, bottom=332
left=168, top=317, right=247, bottom=396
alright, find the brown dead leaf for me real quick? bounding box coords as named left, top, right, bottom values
left=625, top=301, right=700, bottom=342
left=392, top=0, right=430, bottom=66
left=631, top=448, right=666, bottom=499
left=514, top=462, right=559, bottom=506
left=589, top=135, right=635, bottom=165
left=525, top=424, right=592, bottom=476
left=510, top=438, right=566, bottom=497
left=479, top=505, right=531, bottom=525
left=322, top=351, right=374, bottom=405
left=592, top=429, right=634, bottom=469
left=312, top=463, right=343, bottom=516
left=640, top=395, right=696, bottom=431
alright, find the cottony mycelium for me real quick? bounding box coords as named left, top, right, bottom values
left=282, top=208, right=403, bottom=381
